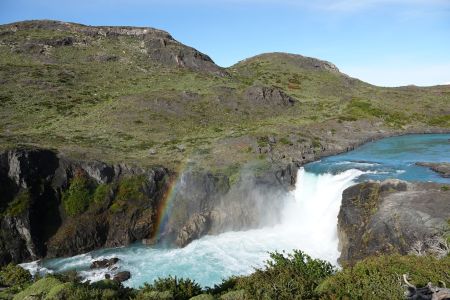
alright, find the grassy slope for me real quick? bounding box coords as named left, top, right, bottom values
left=0, top=21, right=449, bottom=171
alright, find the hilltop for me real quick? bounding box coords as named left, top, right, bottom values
left=0, top=20, right=448, bottom=173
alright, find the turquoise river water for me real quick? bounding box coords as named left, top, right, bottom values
left=22, top=134, right=450, bottom=288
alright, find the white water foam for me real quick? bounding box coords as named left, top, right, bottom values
left=23, top=168, right=364, bottom=287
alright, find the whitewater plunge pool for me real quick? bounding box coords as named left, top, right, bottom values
left=22, top=134, right=450, bottom=288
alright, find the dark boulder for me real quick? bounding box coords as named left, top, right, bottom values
left=113, top=271, right=131, bottom=283
left=90, top=257, right=119, bottom=269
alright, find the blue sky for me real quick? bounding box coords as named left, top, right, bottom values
left=1, top=0, right=449, bottom=87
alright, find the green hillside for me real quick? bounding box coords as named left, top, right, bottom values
left=0, top=20, right=449, bottom=170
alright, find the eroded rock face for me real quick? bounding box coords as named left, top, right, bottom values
left=171, top=170, right=290, bottom=247
left=1, top=20, right=227, bottom=76
left=0, top=147, right=295, bottom=265
left=0, top=148, right=170, bottom=264
left=338, top=180, right=450, bottom=264
left=245, top=85, right=296, bottom=107
left=176, top=212, right=212, bottom=247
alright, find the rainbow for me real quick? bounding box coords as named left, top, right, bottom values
left=151, top=162, right=188, bottom=243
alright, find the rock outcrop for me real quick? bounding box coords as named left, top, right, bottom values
left=0, top=148, right=169, bottom=264
left=0, top=147, right=294, bottom=265
left=338, top=180, right=450, bottom=264
left=164, top=169, right=291, bottom=247
left=90, top=257, right=119, bottom=269
left=113, top=271, right=131, bottom=283
left=0, top=20, right=227, bottom=76
left=245, top=85, right=296, bottom=106
left=416, top=162, right=450, bottom=178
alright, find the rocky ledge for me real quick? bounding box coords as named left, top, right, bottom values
left=338, top=179, right=450, bottom=264
left=416, top=162, right=450, bottom=178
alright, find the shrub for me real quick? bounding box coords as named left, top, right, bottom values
left=205, top=277, right=238, bottom=296
left=0, top=264, right=31, bottom=287
left=312, top=138, right=322, bottom=149
left=62, top=171, right=93, bottom=217
left=13, top=276, right=63, bottom=300
left=139, top=276, right=203, bottom=300
left=236, top=250, right=335, bottom=299
left=116, top=176, right=147, bottom=202
left=428, top=115, right=450, bottom=127
left=317, top=255, right=450, bottom=300
left=93, top=183, right=111, bottom=205
left=6, top=190, right=31, bottom=217
left=278, top=137, right=291, bottom=145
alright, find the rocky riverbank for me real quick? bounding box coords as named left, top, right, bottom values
left=0, top=130, right=448, bottom=266
left=338, top=179, right=450, bottom=264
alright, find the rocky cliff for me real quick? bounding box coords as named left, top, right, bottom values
left=0, top=148, right=169, bottom=263
left=0, top=147, right=294, bottom=265
left=338, top=180, right=450, bottom=264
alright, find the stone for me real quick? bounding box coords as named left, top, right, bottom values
left=176, top=144, right=186, bottom=152
left=90, top=257, right=119, bottom=269
left=175, top=212, right=211, bottom=247
left=338, top=180, right=450, bottom=264
left=113, top=271, right=131, bottom=282
left=416, top=162, right=450, bottom=178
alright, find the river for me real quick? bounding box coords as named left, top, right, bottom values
left=22, top=133, right=450, bottom=288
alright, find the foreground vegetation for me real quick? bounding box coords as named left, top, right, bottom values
left=1, top=251, right=449, bottom=300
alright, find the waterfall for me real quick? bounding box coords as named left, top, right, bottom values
left=280, top=168, right=364, bottom=262
left=22, top=168, right=363, bottom=287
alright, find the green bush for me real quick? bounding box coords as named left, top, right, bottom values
left=428, top=115, right=450, bottom=127
left=5, top=191, right=31, bottom=217
left=12, top=274, right=134, bottom=300
left=116, top=176, right=147, bottom=202
left=205, top=277, right=238, bottom=296
left=278, top=137, right=291, bottom=145
left=236, top=250, right=335, bottom=299
left=0, top=264, right=31, bottom=287
left=139, top=276, right=203, bottom=300
left=13, top=276, right=63, bottom=300
left=93, top=183, right=111, bottom=205
left=346, top=100, right=384, bottom=119
left=317, top=255, right=450, bottom=300
left=6, top=252, right=450, bottom=300
left=62, top=171, right=93, bottom=217
left=135, top=290, right=173, bottom=300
